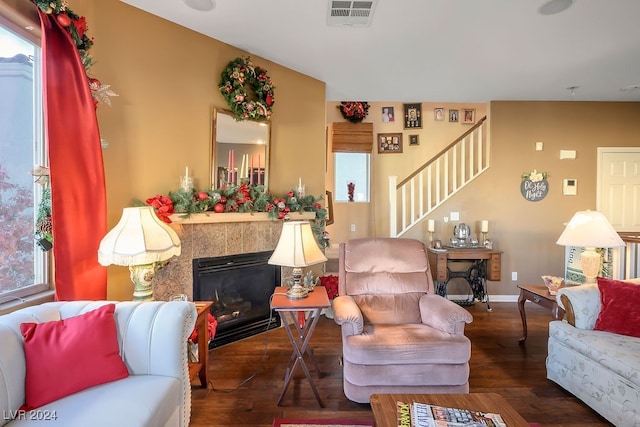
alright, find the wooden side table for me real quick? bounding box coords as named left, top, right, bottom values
left=270, top=286, right=330, bottom=407
left=189, top=301, right=213, bottom=388
left=517, top=284, right=564, bottom=343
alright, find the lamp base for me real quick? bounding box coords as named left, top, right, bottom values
left=129, top=263, right=158, bottom=302
left=580, top=247, right=601, bottom=285
left=286, top=267, right=308, bottom=299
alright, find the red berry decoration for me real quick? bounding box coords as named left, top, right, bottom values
left=197, top=192, right=208, bottom=201
left=219, top=196, right=227, bottom=204
left=214, top=203, right=225, bottom=213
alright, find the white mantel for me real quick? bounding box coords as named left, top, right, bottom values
left=169, top=211, right=315, bottom=224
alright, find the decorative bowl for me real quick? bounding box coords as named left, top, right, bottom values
left=541, top=275, right=564, bottom=295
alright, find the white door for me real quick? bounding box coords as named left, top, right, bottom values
left=597, top=147, right=640, bottom=231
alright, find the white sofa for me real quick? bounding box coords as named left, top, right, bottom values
left=0, top=301, right=196, bottom=427
left=546, top=284, right=640, bottom=426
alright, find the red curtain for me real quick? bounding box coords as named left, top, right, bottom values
left=38, top=10, right=107, bottom=300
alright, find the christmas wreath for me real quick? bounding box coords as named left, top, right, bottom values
left=338, top=101, right=370, bottom=123
left=219, top=57, right=275, bottom=121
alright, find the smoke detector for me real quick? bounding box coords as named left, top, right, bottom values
left=327, top=0, right=377, bottom=27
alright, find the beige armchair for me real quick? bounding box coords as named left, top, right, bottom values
left=332, top=237, right=473, bottom=403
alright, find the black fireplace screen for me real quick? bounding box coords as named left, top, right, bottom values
left=193, top=250, right=281, bottom=348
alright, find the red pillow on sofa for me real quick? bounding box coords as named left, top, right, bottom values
left=594, top=277, right=640, bottom=338
left=20, top=303, right=129, bottom=409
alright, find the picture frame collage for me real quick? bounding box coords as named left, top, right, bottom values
left=377, top=105, right=477, bottom=153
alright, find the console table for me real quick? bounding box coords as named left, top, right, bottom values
left=427, top=247, right=502, bottom=311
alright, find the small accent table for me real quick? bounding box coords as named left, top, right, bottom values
left=270, top=286, right=330, bottom=407
left=517, top=284, right=564, bottom=343
left=189, top=301, right=213, bottom=388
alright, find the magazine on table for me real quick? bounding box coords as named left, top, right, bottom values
left=396, top=401, right=506, bottom=427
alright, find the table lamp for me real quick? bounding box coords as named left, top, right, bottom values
left=556, top=210, right=624, bottom=284
left=268, top=221, right=328, bottom=299
left=98, top=206, right=181, bottom=301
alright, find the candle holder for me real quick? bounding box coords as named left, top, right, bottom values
left=481, top=232, right=487, bottom=244
left=428, top=231, right=434, bottom=247
left=180, top=176, right=193, bottom=192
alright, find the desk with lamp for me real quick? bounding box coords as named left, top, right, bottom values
left=268, top=221, right=329, bottom=407
left=517, top=210, right=624, bottom=344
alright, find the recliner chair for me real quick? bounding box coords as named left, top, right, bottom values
left=332, top=237, right=473, bottom=403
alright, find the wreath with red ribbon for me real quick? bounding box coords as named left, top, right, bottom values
left=219, top=57, right=275, bottom=121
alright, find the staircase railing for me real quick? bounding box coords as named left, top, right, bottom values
left=389, top=116, right=489, bottom=237
left=617, top=232, right=640, bottom=279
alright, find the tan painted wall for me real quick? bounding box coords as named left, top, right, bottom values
left=80, top=0, right=326, bottom=300
left=325, top=102, right=487, bottom=244
left=327, top=101, right=640, bottom=296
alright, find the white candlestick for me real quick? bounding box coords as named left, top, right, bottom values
left=427, top=219, right=435, bottom=233
left=481, top=220, right=489, bottom=233
left=185, top=166, right=188, bottom=177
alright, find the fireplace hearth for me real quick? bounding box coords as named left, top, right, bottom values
left=193, top=250, right=281, bottom=348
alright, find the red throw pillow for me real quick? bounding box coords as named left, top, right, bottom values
left=594, top=277, right=640, bottom=338
left=20, top=303, right=129, bottom=409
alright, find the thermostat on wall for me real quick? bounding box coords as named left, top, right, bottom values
left=563, top=178, right=577, bottom=195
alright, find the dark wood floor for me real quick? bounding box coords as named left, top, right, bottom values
left=190, top=301, right=611, bottom=426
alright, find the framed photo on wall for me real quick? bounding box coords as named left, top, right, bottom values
left=403, top=103, right=422, bottom=129
left=434, top=107, right=445, bottom=121
left=378, top=133, right=403, bottom=153
left=409, top=135, right=419, bottom=146
left=382, top=106, right=395, bottom=123
left=462, top=108, right=475, bottom=124
left=449, top=109, right=459, bottom=122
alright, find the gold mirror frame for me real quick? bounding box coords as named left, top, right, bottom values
left=210, top=107, right=270, bottom=189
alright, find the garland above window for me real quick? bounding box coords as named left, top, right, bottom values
left=219, top=57, right=275, bottom=121
left=30, top=0, right=117, bottom=106
left=338, top=101, right=370, bottom=123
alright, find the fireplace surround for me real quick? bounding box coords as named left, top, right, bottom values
left=151, top=212, right=316, bottom=346
left=192, top=250, right=281, bottom=348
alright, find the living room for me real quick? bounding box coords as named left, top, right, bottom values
left=39, top=0, right=638, bottom=301
left=2, top=0, right=640, bottom=426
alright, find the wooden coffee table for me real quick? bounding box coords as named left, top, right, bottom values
left=370, top=393, right=530, bottom=427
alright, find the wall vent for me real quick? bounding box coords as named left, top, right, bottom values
left=327, top=0, right=377, bottom=27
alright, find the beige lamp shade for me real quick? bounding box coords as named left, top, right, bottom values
left=268, top=221, right=327, bottom=267
left=98, top=206, right=181, bottom=267
left=556, top=210, right=624, bottom=248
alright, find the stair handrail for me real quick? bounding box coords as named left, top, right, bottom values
left=396, top=115, right=487, bottom=189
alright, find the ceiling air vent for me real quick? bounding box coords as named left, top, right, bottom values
left=327, top=0, right=377, bottom=27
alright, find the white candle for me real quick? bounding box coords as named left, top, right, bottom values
left=185, top=166, right=189, bottom=177
left=481, top=220, right=489, bottom=233
left=298, top=177, right=302, bottom=189
left=240, top=155, right=246, bottom=180
left=427, top=219, right=435, bottom=233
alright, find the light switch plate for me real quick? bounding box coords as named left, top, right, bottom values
left=450, top=212, right=459, bottom=221
left=535, top=142, right=543, bottom=151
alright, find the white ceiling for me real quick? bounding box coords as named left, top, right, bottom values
left=120, top=0, right=640, bottom=103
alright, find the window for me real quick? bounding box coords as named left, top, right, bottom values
left=0, top=23, right=49, bottom=301
left=334, top=152, right=370, bottom=202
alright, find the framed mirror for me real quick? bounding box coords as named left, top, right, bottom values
left=211, top=107, right=270, bottom=189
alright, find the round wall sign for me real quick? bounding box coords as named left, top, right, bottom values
left=521, top=178, right=549, bottom=202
